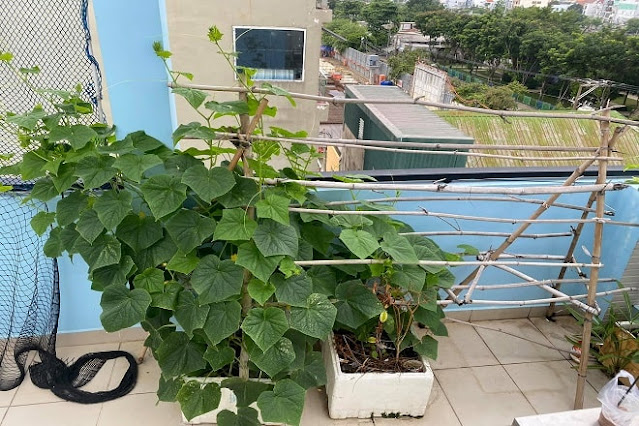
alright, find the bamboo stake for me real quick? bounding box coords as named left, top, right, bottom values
left=575, top=110, right=612, bottom=410
left=480, top=253, right=568, bottom=260
left=292, top=259, right=602, bottom=268
left=467, top=287, right=634, bottom=307
left=464, top=265, right=485, bottom=303
left=452, top=277, right=618, bottom=291
left=400, top=231, right=574, bottom=239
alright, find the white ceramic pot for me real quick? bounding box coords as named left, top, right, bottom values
left=181, top=377, right=281, bottom=425
left=322, top=334, right=434, bottom=419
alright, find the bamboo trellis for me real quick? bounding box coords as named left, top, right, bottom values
left=173, top=81, right=639, bottom=411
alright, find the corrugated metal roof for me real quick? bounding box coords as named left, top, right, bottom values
left=345, top=85, right=474, bottom=142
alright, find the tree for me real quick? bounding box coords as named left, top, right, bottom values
left=362, top=0, right=399, bottom=46
left=387, top=49, right=429, bottom=79
left=399, top=0, right=443, bottom=21
left=323, top=19, right=369, bottom=52
left=333, top=0, right=366, bottom=21
left=626, top=18, right=639, bottom=36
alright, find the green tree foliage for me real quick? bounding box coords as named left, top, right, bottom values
left=333, top=0, right=365, bottom=20
left=626, top=18, right=639, bottom=35
left=323, top=18, right=369, bottom=51
left=362, top=0, right=399, bottom=46
left=453, top=79, right=516, bottom=110
left=387, top=49, right=428, bottom=80
left=399, top=0, right=444, bottom=21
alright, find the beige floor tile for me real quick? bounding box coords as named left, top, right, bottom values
left=430, top=323, right=499, bottom=370
left=301, top=387, right=374, bottom=425
left=2, top=401, right=102, bottom=426
left=470, top=308, right=530, bottom=322
left=0, top=388, right=16, bottom=408
left=436, top=365, right=536, bottom=426
left=109, top=341, right=159, bottom=395
left=529, top=316, right=580, bottom=360
left=56, top=330, right=121, bottom=348
left=371, top=379, right=461, bottom=426
left=474, top=319, right=564, bottom=364
left=97, top=392, right=183, bottom=426
left=0, top=407, right=6, bottom=424
left=11, top=343, right=119, bottom=406
left=583, top=367, right=610, bottom=393
left=504, top=360, right=601, bottom=414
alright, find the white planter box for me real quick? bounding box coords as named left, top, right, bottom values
left=322, top=334, right=434, bottom=419
left=182, top=378, right=281, bottom=425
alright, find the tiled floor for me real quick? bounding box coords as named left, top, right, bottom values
left=0, top=316, right=609, bottom=426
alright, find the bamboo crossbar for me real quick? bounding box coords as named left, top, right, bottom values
left=452, top=277, right=618, bottom=291
left=399, top=231, right=574, bottom=239
left=293, top=259, right=602, bottom=268
left=169, top=82, right=639, bottom=127
left=479, top=253, right=568, bottom=260
left=464, top=265, right=485, bottom=303
left=466, top=287, right=634, bottom=308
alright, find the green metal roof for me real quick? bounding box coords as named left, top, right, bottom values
left=345, top=85, right=474, bottom=143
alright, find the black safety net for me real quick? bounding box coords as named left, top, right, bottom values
left=0, top=0, right=137, bottom=403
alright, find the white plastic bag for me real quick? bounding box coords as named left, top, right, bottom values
left=598, top=370, right=639, bottom=426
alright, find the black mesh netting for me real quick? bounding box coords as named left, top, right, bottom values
left=0, top=0, right=137, bottom=403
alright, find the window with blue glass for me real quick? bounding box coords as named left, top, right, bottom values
left=234, top=27, right=305, bottom=81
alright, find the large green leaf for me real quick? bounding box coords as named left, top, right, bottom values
left=43, top=227, right=64, bottom=258
left=204, top=100, right=249, bottom=117
left=391, top=265, right=427, bottom=292
left=213, top=208, right=257, bottom=241
left=414, top=306, right=447, bottom=337
left=217, top=408, right=260, bottom=426
left=247, top=337, right=296, bottom=378
left=290, top=351, right=326, bottom=389
left=165, top=209, right=216, bottom=253
left=51, top=163, right=77, bottom=193
left=203, top=301, right=242, bottom=345
left=257, top=379, right=306, bottom=426
left=256, top=193, right=290, bottom=225
left=75, top=155, right=116, bottom=189
left=30, top=177, right=58, bottom=201
left=381, top=233, right=418, bottom=264
left=191, top=255, right=244, bottom=304
left=221, top=379, right=272, bottom=410
left=19, top=151, right=48, bottom=180
left=133, top=267, right=165, bottom=294
left=290, top=293, right=336, bottom=339
left=271, top=273, right=313, bottom=307
left=175, top=291, right=210, bottom=337
left=140, top=175, right=187, bottom=218
left=218, top=177, right=259, bottom=208
left=203, top=345, right=235, bottom=371
left=235, top=242, right=282, bottom=284
left=300, top=223, right=335, bottom=255
left=335, top=281, right=384, bottom=329
left=172, top=87, right=208, bottom=109
left=113, top=154, right=162, bottom=182
left=129, top=131, right=165, bottom=152
left=150, top=281, right=182, bottom=310
left=181, top=165, right=236, bottom=201
left=157, top=332, right=207, bottom=377
left=75, top=234, right=121, bottom=271
left=157, top=376, right=184, bottom=402
left=413, top=334, right=438, bottom=360
left=91, top=256, right=136, bottom=291
left=30, top=211, right=55, bottom=236
left=116, top=214, right=163, bottom=252
left=56, top=191, right=88, bottom=226
left=253, top=220, right=298, bottom=258
left=307, top=266, right=337, bottom=297
left=241, top=307, right=289, bottom=352
left=166, top=249, right=200, bottom=274
left=172, top=122, right=217, bottom=145
left=247, top=279, right=276, bottom=306
left=177, top=381, right=221, bottom=422
left=100, top=285, right=151, bottom=332
left=132, top=236, right=177, bottom=271
left=93, top=190, right=132, bottom=230
left=339, top=229, right=379, bottom=259
left=49, top=124, right=97, bottom=150
left=76, top=208, right=104, bottom=244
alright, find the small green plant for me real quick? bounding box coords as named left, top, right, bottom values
left=0, top=27, right=453, bottom=425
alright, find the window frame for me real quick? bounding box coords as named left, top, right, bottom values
left=232, top=25, right=307, bottom=83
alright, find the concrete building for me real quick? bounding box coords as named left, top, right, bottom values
left=511, top=0, right=552, bottom=8
left=164, top=0, right=332, bottom=148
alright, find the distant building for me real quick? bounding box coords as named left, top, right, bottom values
left=579, top=0, right=639, bottom=23
left=391, top=22, right=445, bottom=52
left=511, top=0, right=552, bottom=8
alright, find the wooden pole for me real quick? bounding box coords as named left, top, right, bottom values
left=574, top=110, right=611, bottom=409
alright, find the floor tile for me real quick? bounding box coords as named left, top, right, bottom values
left=0, top=388, right=16, bottom=408
left=371, top=379, right=461, bottom=426
left=582, top=367, right=610, bottom=393
left=2, top=401, right=102, bottom=426
left=529, top=316, right=580, bottom=360
left=0, top=407, right=6, bottom=424
left=473, top=319, right=564, bottom=364
left=97, top=392, right=183, bottom=426
left=436, top=365, right=536, bottom=426
left=109, top=342, right=159, bottom=395
left=302, top=388, right=374, bottom=425
left=504, top=360, right=601, bottom=414
left=470, top=307, right=530, bottom=322
left=11, top=343, right=119, bottom=406
left=431, top=323, right=499, bottom=370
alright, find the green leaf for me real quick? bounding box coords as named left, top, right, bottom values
left=30, top=211, right=55, bottom=236
left=307, top=266, right=337, bottom=297
left=241, top=307, right=289, bottom=352
left=271, top=273, right=313, bottom=307
left=129, top=131, right=165, bottom=152
left=247, top=337, right=296, bottom=378
left=91, top=256, right=136, bottom=291
left=19, top=151, right=48, bottom=180
left=0, top=51, right=14, bottom=62
left=141, top=175, right=187, bottom=218
left=113, top=154, right=162, bottom=182
left=256, top=193, right=290, bottom=225
left=43, top=227, right=64, bottom=258
left=177, top=381, right=221, bottom=422
left=100, top=285, right=151, bottom=332
left=381, top=233, right=418, bottom=264
left=51, top=163, right=77, bottom=193
left=290, top=293, right=336, bottom=339
left=216, top=408, right=260, bottom=426
left=75, top=234, right=121, bottom=271
left=30, top=177, right=59, bottom=201
left=339, top=229, right=379, bottom=259
left=165, top=209, right=216, bottom=253
left=166, top=249, right=200, bottom=274
left=157, top=376, right=184, bottom=402
left=414, top=307, right=447, bottom=337
left=218, top=177, right=259, bottom=208
left=93, top=190, right=132, bottom=230
left=157, top=332, right=207, bottom=377
left=175, top=291, right=210, bottom=337
left=253, top=220, right=298, bottom=258
left=208, top=25, right=223, bottom=42
left=330, top=214, right=373, bottom=228
left=76, top=209, right=104, bottom=244
left=19, top=65, right=40, bottom=74
left=222, top=379, right=271, bottom=409
left=392, top=265, right=427, bottom=292
left=151, top=281, right=182, bottom=310
left=133, top=267, right=165, bottom=294
left=457, top=244, right=479, bottom=256
left=191, top=255, right=244, bottom=304
left=431, top=269, right=456, bottom=289
left=291, top=351, right=326, bottom=389
left=75, top=155, right=116, bottom=189
left=203, top=301, right=242, bottom=345
left=213, top=208, right=257, bottom=241
left=335, top=281, right=384, bottom=329
left=279, top=257, right=302, bottom=278
left=132, top=236, right=177, bottom=271
left=300, top=223, right=335, bottom=255
left=56, top=191, right=88, bottom=226
left=413, top=334, right=438, bottom=360
left=236, top=242, right=282, bottom=284
left=172, top=87, right=207, bottom=109
left=49, top=125, right=97, bottom=150
left=257, top=379, right=306, bottom=425
left=204, top=100, right=249, bottom=117
left=261, top=83, right=297, bottom=106
left=203, top=345, right=235, bottom=371
left=181, top=165, right=236, bottom=201
left=247, top=278, right=276, bottom=305
left=172, top=122, right=217, bottom=145
left=6, top=107, right=47, bottom=130
left=116, top=214, right=164, bottom=252
left=60, top=225, right=81, bottom=255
